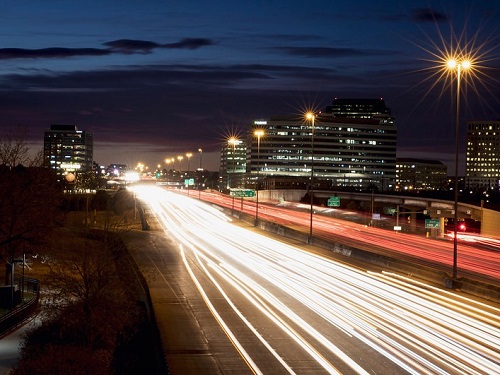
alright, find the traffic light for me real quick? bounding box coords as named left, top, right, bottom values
left=155, top=171, right=161, bottom=178
left=459, top=222, right=466, bottom=231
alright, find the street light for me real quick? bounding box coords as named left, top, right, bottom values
left=306, top=112, right=315, bottom=244
left=446, top=57, right=471, bottom=281
left=228, top=137, right=239, bottom=214
left=198, top=148, right=203, bottom=198
left=198, top=148, right=203, bottom=170
left=186, top=152, right=192, bottom=172
left=186, top=152, right=192, bottom=195
left=228, top=137, right=239, bottom=189
left=177, top=155, right=183, bottom=180
left=254, top=129, right=264, bottom=225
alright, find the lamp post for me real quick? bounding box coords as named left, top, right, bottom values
left=254, top=129, right=264, bottom=225
left=186, top=152, right=192, bottom=172
left=186, top=152, right=192, bottom=195
left=228, top=137, right=238, bottom=213
left=228, top=137, right=239, bottom=188
left=165, top=158, right=172, bottom=181
left=446, top=57, right=471, bottom=281
left=306, top=112, right=315, bottom=244
left=177, top=155, right=183, bottom=188
left=198, top=148, right=203, bottom=198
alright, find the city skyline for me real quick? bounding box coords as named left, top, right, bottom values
left=1, top=0, right=499, bottom=172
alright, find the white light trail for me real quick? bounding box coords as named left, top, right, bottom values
left=131, top=186, right=500, bottom=374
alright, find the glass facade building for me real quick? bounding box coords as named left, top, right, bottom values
left=43, top=124, right=94, bottom=176
left=466, top=120, right=500, bottom=190
left=248, top=99, right=397, bottom=190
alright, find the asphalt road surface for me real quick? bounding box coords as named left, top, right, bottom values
left=126, top=185, right=500, bottom=374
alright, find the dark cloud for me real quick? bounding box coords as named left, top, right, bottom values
left=0, top=37, right=215, bottom=60
left=162, top=38, right=215, bottom=49
left=103, top=39, right=161, bottom=53
left=104, top=38, right=215, bottom=52
left=1, top=63, right=340, bottom=93
left=411, top=8, right=448, bottom=23
left=277, top=46, right=394, bottom=58
left=0, top=47, right=110, bottom=60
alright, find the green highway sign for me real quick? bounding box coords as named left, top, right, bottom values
left=184, top=178, right=195, bottom=186
left=425, top=219, right=440, bottom=229
left=230, top=189, right=255, bottom=197
left=327, top=196, right=340, bottom=207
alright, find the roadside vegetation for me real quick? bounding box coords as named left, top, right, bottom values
left=1, top=129, right=165, bottom=374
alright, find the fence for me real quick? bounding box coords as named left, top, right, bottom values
left=0, top=278, right=40, bottom=337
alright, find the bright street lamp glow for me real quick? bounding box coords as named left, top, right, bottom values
left=446, top=57, right=473, bottom=72
left=254, top=129, right=264, bottom=138
left=305, top=112, right=315, bottom=121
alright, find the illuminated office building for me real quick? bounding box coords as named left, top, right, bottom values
left=466, top=120, right=500, bottom=190
left=43, top=124, right=94, bottom=177
left=219, top=138, right=247, bottom=189
left=396, top=158, right=447, bottom=191
left=249, top=99, right=397, bottom=190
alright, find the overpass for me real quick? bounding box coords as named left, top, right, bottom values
left=252, top=189, right=500, bottom=238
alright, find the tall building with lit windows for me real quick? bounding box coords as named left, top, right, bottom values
left=219, top=138, right=247, bottom=189
left=248, top=98, right=397, bottom=191
left=466, top=120, right=500, bottom=190
left=43, top=124, right=94, bottom=177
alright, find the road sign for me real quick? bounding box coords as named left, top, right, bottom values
left=184, top=178, right=195, bottom=186
left=327, top=196, right=340, bottom=207
left=425, top=219, right=440, bottom=229
left=230, top=189, right=255, bottom=197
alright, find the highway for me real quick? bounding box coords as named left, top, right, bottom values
left=133, top=185, right=500, bottom=375
left=194, top=190, right=500, bottom=281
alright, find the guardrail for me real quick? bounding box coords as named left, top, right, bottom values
left=0, top=278, right=40, bottom=337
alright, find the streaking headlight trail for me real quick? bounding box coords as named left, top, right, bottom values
left=132, top=186, right=500, bottom=375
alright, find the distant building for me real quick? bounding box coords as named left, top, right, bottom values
left=466, top=120, right=500, bottom=190
left=219, top=138, right=247, bottom=189
left=106, top=163, right=128, bottom=177
left=43, top=124, right=93, bottom=178
left=396, top=158, right=448, bottom=191
left=248, top=98, right=397, bottom=191
left=325, top=97, right=393, bottom=119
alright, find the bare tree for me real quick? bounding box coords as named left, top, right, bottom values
left=0, top=126, right=34, bottom=167
left=13, top=232, right=142, bottom=374
left=45, top=234, right=136, bottom=346
left=0, top=166, right=62, bottom=282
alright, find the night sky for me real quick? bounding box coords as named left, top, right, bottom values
left=1, top=0, right=499, bottom=172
